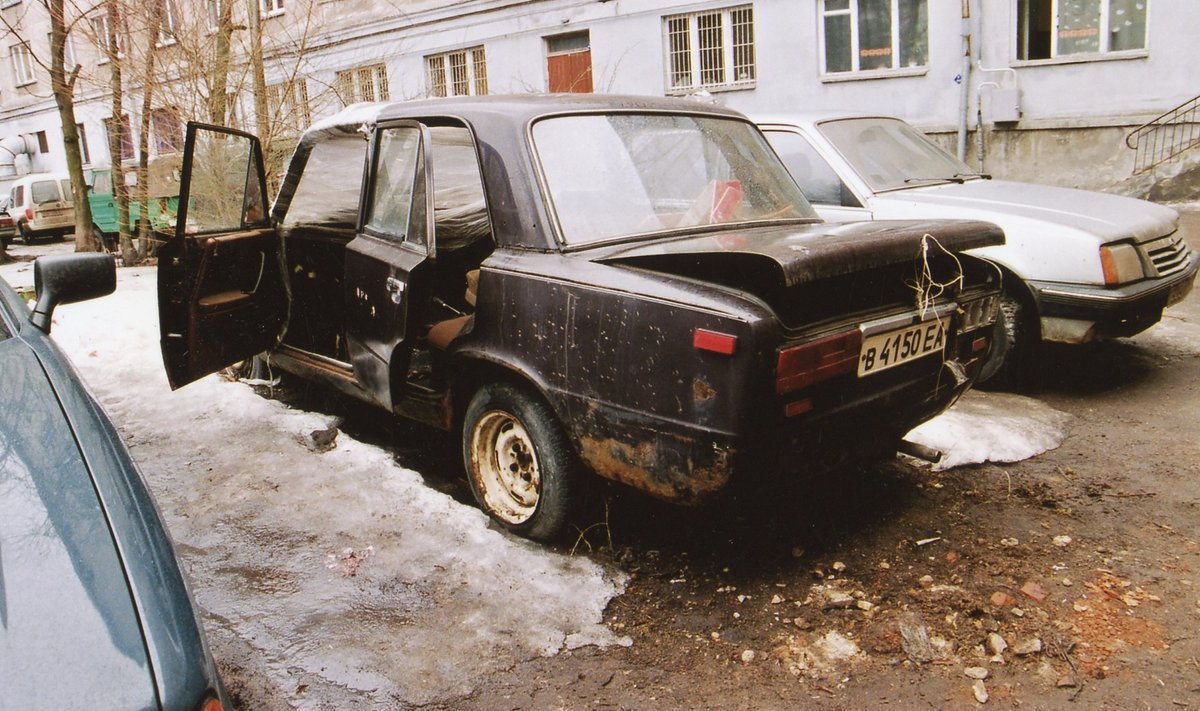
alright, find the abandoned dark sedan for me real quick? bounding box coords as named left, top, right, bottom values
left=160, top=95, right=1003, bottom=540
left=1, top=254, right=227, bottom=709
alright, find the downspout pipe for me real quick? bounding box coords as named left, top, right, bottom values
left=956, top=1, right=973, bottom=161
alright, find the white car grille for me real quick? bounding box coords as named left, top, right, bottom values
left=1142, top=232, right=1191, bottom=278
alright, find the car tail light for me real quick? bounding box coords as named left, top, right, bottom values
left=776, top=329, right=862, bottom=395
left=25, top=207, right=33, bottom=221
left=693, top=328, right=738, bottom=355
left=198, top=697, right=225, bottom=711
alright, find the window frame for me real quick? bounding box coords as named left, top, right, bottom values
left=104, top=114, right=135, bottom=163
left=817, top=0, right=929, bottom=78
left=425, top=46, right=488, bottom=98
left=151, top=107, right=183, bottom=154
left=158, top=0, right=179, bottom=46
left=266, top=78, right=312, bottom=135
left=662, top=4, right=756, bottom=95
left=1013, top=0, right=1150, bottom=65
left=259, top=0, right=284, bottom=18
left=335, top=63, right=390, bottom=106
left=91, top=12, right=125, bottom=63
left=10, top=42, right=34, bottom=86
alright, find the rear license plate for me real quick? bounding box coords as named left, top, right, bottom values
left=858, top=316, right=949, bottom=376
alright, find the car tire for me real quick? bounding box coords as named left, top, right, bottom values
left=977, top=291, right=1031, bottom=387
left=462, top=382, right=574, bottom=541
left=16, top=223, right=29, bottom=245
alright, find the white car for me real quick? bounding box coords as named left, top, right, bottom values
left=757, top=113, right=1199, bottom=380
left=8, top=171, right=75, bottom=243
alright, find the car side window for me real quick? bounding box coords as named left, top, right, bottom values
left=281, top=134, right=367, bottom=230
left=765, top=130, right=861, bottom=208
left=93, top=172, right=111, bottom=195
left=364, top=126, right=422, bottom=246
left=184, top=131, right=266, bottom=233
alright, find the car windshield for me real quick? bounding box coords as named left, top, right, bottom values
left=817, top=117, right=977, bottom=193
left=532, top=113, right=816, bottom=245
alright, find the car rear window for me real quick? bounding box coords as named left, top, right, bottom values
left=31, top=180, right=60, bottom=205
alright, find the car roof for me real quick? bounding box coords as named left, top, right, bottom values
left=306, top=93, right=750, bottom=139
left=752, top=111, right=907, bottom=130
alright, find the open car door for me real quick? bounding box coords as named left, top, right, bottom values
left=159, top=123, right=287, bottom=389
left=344, top=120, right=434, bottom=411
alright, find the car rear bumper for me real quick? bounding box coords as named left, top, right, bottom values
left=1030, top=252, right=1199, bottom=342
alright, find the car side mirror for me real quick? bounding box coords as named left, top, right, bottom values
left=31, top=253, right=116, bottom=334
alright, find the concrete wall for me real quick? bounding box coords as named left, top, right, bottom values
left=2, top=0, right=1197, bottom=199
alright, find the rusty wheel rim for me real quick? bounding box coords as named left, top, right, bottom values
left=471, top=410, right=541, bottom=525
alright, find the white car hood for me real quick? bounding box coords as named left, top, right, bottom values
left=889, top=180, right=1178, bottom=244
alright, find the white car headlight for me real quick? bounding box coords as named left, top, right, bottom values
left=1100, top=243, right=1144, bottom=286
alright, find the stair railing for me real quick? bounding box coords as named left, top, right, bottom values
left=1126, top=94, right=1200, bottom=175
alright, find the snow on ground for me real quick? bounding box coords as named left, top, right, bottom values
left=13, top=261, right=628, bottom=708
left=905, top=391, right=1072, bottom=471
left=1, top=249, right=1077, bottom=704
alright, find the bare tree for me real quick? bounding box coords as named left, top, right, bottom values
left=2, top=0, right=102, bottom=251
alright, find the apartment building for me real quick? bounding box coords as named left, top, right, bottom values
left=0, top=0, right=1193, bottom=199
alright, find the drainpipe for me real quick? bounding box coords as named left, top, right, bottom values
left=956, top=1, right=973, bottom=161
left=0, top=134, right=35, bottom=179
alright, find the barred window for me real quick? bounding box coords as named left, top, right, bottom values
left=819, top=0, right=928, bottom=74
left=426, top=46, right=488, bottom=97
left=663, top=5, right=755, bottom=94
left=266, top=79, right=312, bottom=135
left=335, top=63, right=389, bottom=106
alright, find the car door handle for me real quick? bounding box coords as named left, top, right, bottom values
left=385, top=277, right=405, bottom=303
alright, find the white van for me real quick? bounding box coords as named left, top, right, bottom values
left=8, top=172, right=75, bottom=243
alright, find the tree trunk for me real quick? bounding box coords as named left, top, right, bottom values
left=48, top=0, right=98, bottom=252
left=104, top=0, right=131, bottom=262
left=208, top=0, right=235, bottom=125
left=132, top=0, right=166, bottom=265
left=248, top=0, right=270, bottom=157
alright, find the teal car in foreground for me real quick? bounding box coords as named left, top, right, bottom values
left=0, top=254, right=227, bottom=710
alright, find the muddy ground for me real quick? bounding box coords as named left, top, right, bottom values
left=10, top=212, right=1198, bottom=709
left=227, top=213, right=1200, bottom=710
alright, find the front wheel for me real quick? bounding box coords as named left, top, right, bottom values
left=977, top=291, right=1032, bottom=386
left=462, top=382, right=575, bottom=541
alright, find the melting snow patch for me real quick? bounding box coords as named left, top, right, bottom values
left=905, top=390, right=1071, bottom=471
left=41, top=266, right=629, bottom=707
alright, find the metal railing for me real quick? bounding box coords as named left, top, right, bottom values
left=1126, top=94, right=1200, bottom=175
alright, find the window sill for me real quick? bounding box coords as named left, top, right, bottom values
left=14, top=79, right=36, bottom=88
left=665, top=80, right=756, bottom=97
left=1011, top=49, right=1148, bottom=68
left=820, top=66, right=928, bottom=83
left=261, top=9, right=285, bottom=19
left=155, top=38, right=177, bottom=48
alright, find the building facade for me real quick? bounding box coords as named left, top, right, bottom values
left=0, top=0, right=1193, bottom=201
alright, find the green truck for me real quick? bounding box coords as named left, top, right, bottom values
left=89, top=168, right=179, bottom=248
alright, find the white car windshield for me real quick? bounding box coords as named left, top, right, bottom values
left=532, top=113, right=816, bottom=245
left=818, top=117, right=981, bottom=193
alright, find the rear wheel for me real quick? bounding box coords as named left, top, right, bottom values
left=462, top=382, right=574, bottom=541
left=16, top=222, right=30, bottom=245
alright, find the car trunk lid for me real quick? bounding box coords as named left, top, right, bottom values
left=597, top=219, right=1002, bottom=288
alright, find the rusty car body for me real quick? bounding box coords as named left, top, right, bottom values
left=159, top=95, right=1003, bottom=540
